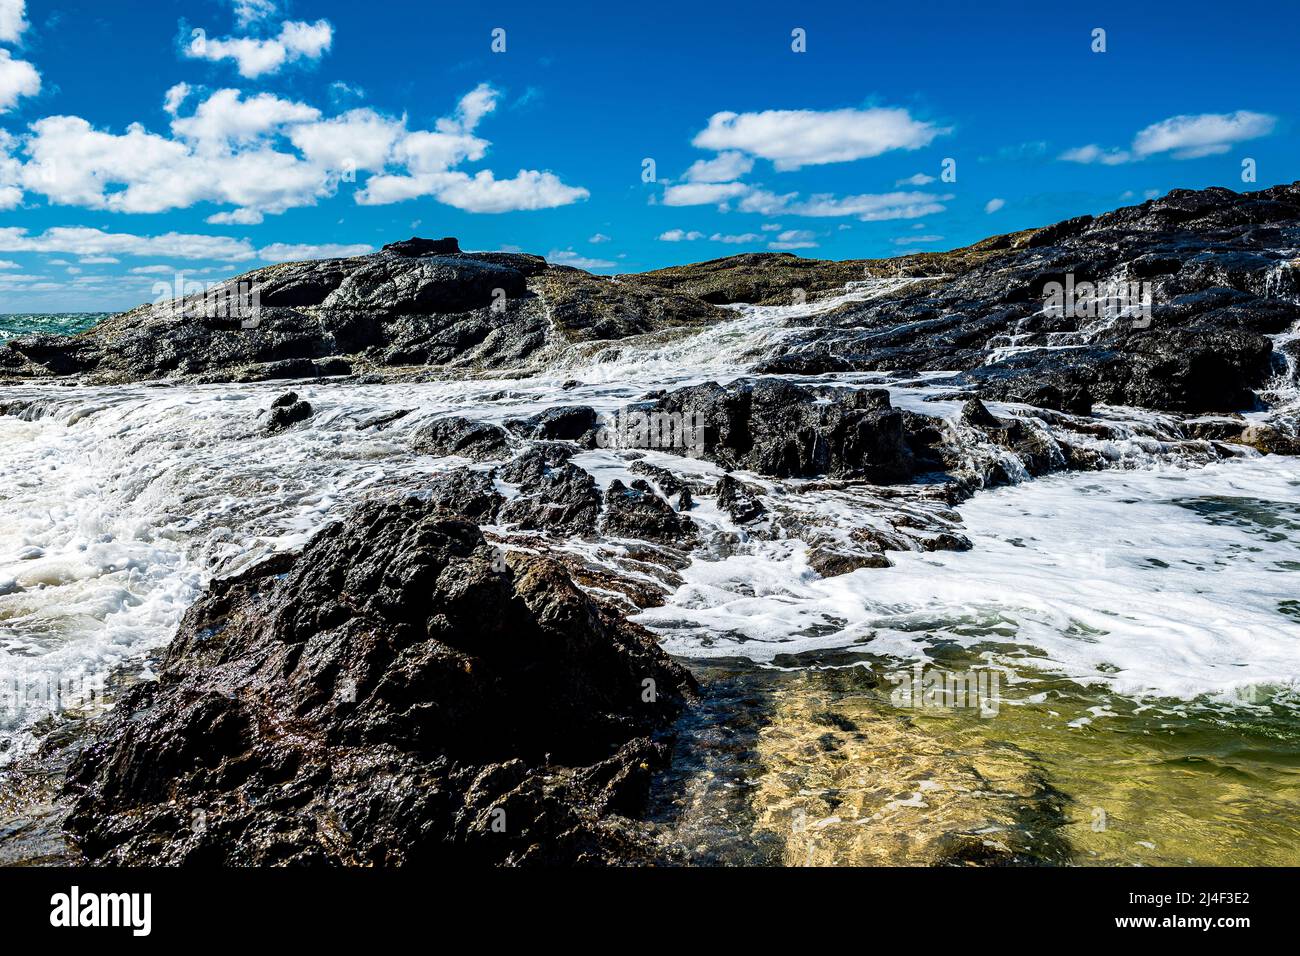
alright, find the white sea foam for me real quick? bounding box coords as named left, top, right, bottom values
left=638, top=456, right=1300, bottom=702
left=2, top=277, right=1299, bottom=757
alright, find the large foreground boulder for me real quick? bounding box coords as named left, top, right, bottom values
left=64, top=495, right=695, bottom=865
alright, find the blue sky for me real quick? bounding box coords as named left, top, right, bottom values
left=0, top=0, right=1296, bottom=311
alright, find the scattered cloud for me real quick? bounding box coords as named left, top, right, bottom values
left=660, top=104, right=952, bottom=223
left=657, top=230, right=763, bottom=245
left=0, top=226, right=258, bottom=260
left=767, top=229, right=817, bottom=250
left=546, top=248, right=615, bottom=270
left=588, top=232, right=611, bottom=243
left=661, top=181, right=749, bottom=207
left=1132, top=111, right=1276, bottom=159
left=5, top=83, right=586, bottom=221
left=1059, top=144, right=1132, bottom=165
left=185, top=19, right=334, bottom=79
left=692, top=106, right=948, bottom=170
left=1061, top=111, right=1276, bottom=164
left=984, top=197, right=1005, bottom=213
left=163, top=82, right=192, bottom=116
left=258, top=241, right=372, bottom=262
left=893, top=234, right=944, bottom=244
left=0, top=48, right=39, bottom=113
left=979, top=141, right=1048, bottom=164
left=0, top=0, right=28, bottom=43
left=416, top=169, right=589, bottom=214
left=683, top=150, right=754, bottom=183
left=232, top=0, right=277, bottom=28
left=739, top=188, right=951, bottom=221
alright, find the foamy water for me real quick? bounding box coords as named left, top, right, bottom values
left=639, top=457, right=1300, bottom=702
left=2, top=289, right=1299, bottom=762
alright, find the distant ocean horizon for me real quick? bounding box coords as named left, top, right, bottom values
left=0, top=313, right=109, bottom=340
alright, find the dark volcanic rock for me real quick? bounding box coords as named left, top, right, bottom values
left=265, top=397, right=313, bottom=433
left=382, top=237, right=461, bottom=257
left=714, top=474, right=767, bottom=523
left=807, top=547, right=891, bottom=577
left=497, top=447, right=603, bottom=535
left=321, top=255, right=527, bottom=314
left=507, top=405, right=599, bottom=442
left=645, top=378, right=925, bottom=481
left=64, top=496, right=695, bottom=865
left=600, top=479, right=697, bottom=545
left=426, top=469, right=505, bottom=522
left=412, top=416, right=514, bottom=462
left=1, top=239, right=726, bottom=385
left=654, top=183, right=1300, bottom=417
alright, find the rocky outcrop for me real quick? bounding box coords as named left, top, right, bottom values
left=496, top=445, right=603, bottom=534
left=7, top=185, right=1297, bottom=422
left=265, top=391, right=314, bottom=434
left=600, top=479, right=697, bottom=545
left=64, top=495, right=696, bottom=865
left=655, top=183, right=1300, bottom=417
left=411, top=415, right=514, bottom=461
left=640, top=378, right=930, bottom=482
left=1, top=240, right=727, bottom=385
left=633, top=232, right=1035, bottom=306
left=714, top=474, right=767, bottom=524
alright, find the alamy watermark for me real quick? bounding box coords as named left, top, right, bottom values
left=153, top=273, right=263, bottom=329
left=594, top=409, right=706, bottom=457
left=1, top=672, right=106, bottom=719
left=1043, top=273, right=1154, bottom=329
left=887, top=663, right=1002, bottom=717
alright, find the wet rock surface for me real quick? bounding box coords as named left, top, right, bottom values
left=6, top=183, right=1300, bottom=869
left=265, top=391, right=313, bottom=433
left=64, top=496, right=696, bottom=865
left=411, top=415, right=514, bottom=461
left=1, top=242, right=727, bottom=385
left=643, top=378, right=928, bottom=481
left=600, top=479, right=697, bottom=545
left=643, top=183, right=1300, bottom=416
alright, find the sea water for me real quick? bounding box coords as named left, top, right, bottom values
left=1, top=304, right=1298, bottom=864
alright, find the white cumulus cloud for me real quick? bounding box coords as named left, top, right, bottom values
left=0, top=0, right=28, bottom=42
left=546, top=249, right=614, bottom=270
left=0, top=48, right=39, bottom=113
left=683, top=150, right=754, bottom=183
left=8, top=82, right=586, bottom=221
left=1061, top=111, right=1276, bottom=165
left=257, top=242, right=372, bottom=262
left=1132, top=111, right=1276, bottom=159
left=693, top=106, right=947, bottom=171
left=661, top=181, right=749, bottom=207
left=186, top=19, right=333, bottom=79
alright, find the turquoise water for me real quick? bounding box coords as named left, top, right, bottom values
left=0, top=314, right=108, bottom=341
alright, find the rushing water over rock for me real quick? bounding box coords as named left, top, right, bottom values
left=2, top=186, right=1299, bottom=865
